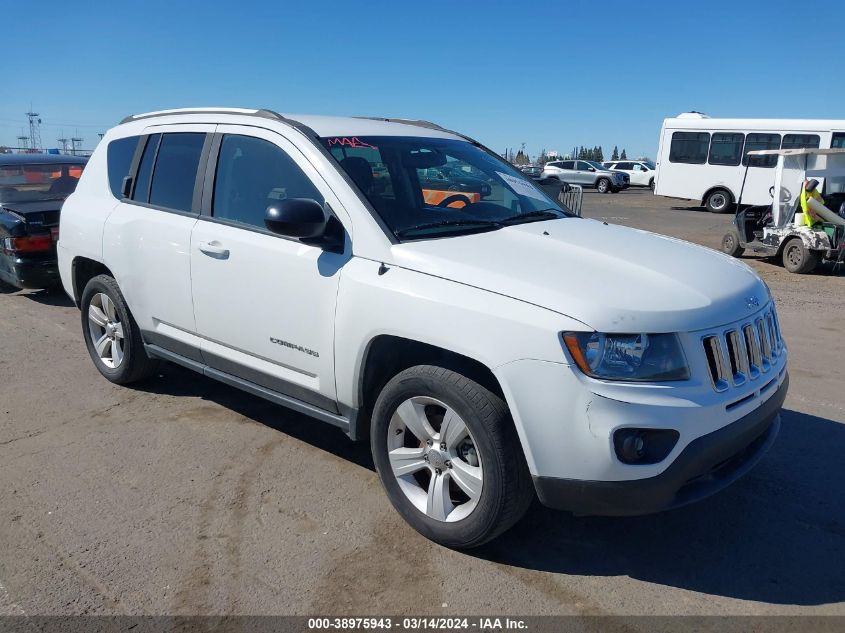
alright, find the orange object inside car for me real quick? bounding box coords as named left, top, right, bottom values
left=422, top=189, right=480, bottom=208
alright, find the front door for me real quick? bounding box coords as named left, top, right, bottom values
left=189, top=126, right=350, bottom=411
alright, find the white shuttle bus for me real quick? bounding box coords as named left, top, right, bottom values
left=654, top=112, right=845, bottom=212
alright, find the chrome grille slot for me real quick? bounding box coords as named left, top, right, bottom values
left=743, top=324, right=762, bottom=378
left=766, top=312, right=781, bottom=355
left=703, top=335, right=730, bottom=392
left=725, top=329, right=748, bottom=385
left=756, top=319, right=771, bottom=370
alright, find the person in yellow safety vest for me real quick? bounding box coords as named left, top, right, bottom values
left=799, top=179, right=824, bottom=228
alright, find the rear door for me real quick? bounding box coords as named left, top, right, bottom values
left=103, top=124, right=214, bottom=359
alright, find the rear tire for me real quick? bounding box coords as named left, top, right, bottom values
left=371, top=365, right=533, bottom=549
left=80, top=274, right=159, bottom=384
left=721, top=231, right=745, bottom=257
left=596, top=178, right=611, bottom=193
left=782, top=238, right=819, bottom=274
left=649, top=178, right=655, bottom=191
left=705, top=188, right=732, bottom=213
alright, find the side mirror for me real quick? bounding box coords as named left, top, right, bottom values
left=265, top=198, right=327, bottom=239
left=588, top=167, right=596, bottom=172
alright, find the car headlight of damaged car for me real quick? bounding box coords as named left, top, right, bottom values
left=562, top=332, right=689, bottom=381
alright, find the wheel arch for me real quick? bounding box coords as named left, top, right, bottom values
left=71, top=257, right=115, bottom=307
left=701, top=186, right=735, bottom=207
left=354, top=334, right=506, bottom=441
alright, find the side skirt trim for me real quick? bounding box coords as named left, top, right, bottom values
left=144, top=344, right=352, bottom=434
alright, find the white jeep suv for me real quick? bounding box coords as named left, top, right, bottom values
left=58, top=108, right=788, bottom=548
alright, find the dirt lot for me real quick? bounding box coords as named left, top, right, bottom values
left=1, top=189, right=843, bottom=616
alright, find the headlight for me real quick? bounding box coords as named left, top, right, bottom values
left=562, top=332, right=689, bottom=382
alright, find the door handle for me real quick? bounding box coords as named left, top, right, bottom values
left=197, top=240, right=230, bottom=259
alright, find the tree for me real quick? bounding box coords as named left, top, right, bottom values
left=620, top=148, right=627, bottom=160
left=596, top=146, right=604, bottom=162
left=611, top=146, right=619, bottom=161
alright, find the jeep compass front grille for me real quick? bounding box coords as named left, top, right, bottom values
left=702, top=305, right=783, bottom=392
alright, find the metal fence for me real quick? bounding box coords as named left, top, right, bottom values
left=559, top=184, right=583, bottom=216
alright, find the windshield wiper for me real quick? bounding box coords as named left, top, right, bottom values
left=395, top=218, right=503, bottom=238
left=500, top=209, right=565, bottom=225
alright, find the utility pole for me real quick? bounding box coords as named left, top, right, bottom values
left=17, top=135, right=29, bottom=150
left=26, top=109, right=42, bottom=151
left=58, top=133, right=69, bottom=154
left=71, top=136, right=83, bottom=156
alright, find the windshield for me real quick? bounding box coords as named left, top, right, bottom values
left=322, top=136, right=572, bottom=240
left=0, top=163, right=85, bottom=203
left=586, top=161, right=607, bottom=171
left=643, top=160, right=656, bottom=170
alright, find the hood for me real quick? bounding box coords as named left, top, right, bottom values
left=389, top=219, right=768, bottom=333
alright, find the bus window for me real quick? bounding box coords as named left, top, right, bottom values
left=831, top=133, right=845, bottom=149
left=708, top=133, right=744, bottom=166
left=782, top=134, right=820, bottom=150
left=743, top=133, right=780, bottom=167
left=669, top=132, right=710, bottom=164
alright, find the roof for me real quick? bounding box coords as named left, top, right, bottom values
left=664, top=116, right=845, bottom=130
left=0, top=153, right=88, bottom=166
left=747, top=148, right=845, bottom=156
left=118, top=107, right=467, bottom=141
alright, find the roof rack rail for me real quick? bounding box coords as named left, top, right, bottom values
left=352, top=116, right=480, bottom=145
left=119, top=107, right=288, bottom=125
left=117, top=107, right=323, bottom=141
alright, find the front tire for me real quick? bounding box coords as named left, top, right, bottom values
left=782, top=238, right=819, bottom=274
left=721, top=231, right=745, bottom=257
left=596, top=178, right=611, bottom=193
left=705, top=188, right=732, bottom=213
left=81, top=274, right=159, bottom=384
left=371, top=365, right=533, bottom=549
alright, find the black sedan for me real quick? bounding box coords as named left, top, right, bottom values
left=0, top=153, right=87, bottom=289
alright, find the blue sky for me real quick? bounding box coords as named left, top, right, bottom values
left=4, top=0, right=844, bottom=159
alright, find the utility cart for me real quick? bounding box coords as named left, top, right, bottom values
left=721, top=148, right=845, bottom=273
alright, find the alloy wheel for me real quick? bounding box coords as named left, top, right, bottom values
left=87, top=292, right=125, bottom=369
left=387, top=396, right=483, bottom=522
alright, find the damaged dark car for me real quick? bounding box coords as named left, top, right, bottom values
left=0, top=154, right=87, bottom=289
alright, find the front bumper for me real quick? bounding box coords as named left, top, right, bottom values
left=533, top=373, right=787, bottom=516
left=0, top=253, right=60, bottom=289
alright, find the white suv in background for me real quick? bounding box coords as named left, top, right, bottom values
left=542, top=159, right=629, bottom=193
left=58, top=107, right=788, bottom=548
left=604, top=159, right=656, bottom=189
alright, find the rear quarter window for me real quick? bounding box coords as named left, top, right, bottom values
left=107, top=136, right=140, bottom=198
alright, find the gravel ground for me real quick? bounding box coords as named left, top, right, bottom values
left=0, top=188, right=843, bottom=616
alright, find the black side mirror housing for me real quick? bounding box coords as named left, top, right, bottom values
left=264, top=198, right=344, bottom=252
left=265, top=198, right=327, bottom=238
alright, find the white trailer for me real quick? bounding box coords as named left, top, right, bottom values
left=654, top=112, right=845, bottom=212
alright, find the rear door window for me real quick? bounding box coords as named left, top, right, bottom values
left=131, top=134, right=160, bottom=204
left=107, top=136, right=140, bottom=198
left=148, top=133, right=206, bottom=212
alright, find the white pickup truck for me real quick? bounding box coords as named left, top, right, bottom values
left=57, top=108, right=788, bottom=548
